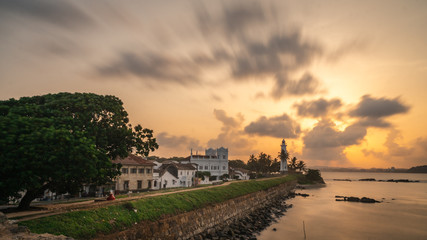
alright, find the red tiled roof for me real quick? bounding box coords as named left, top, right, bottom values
left=112, top=154, right=155, bottom=166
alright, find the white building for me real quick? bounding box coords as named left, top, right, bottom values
left=152, top=163, right=197, bottom=189
left=230, top=167, right=250, bottom=180
left=280, top=139, right=288, bottom=173
left=189, top=147, right=229, bottom=180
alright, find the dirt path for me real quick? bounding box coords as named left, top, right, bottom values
left=5, top=181, right=236, bottom=222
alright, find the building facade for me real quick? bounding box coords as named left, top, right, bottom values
left=189, top=147, right=229, bottom=180
left=112, top=154, right=155, bottom=192
left=153, top=163, right=197, bottom=189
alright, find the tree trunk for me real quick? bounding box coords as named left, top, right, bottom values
left=17, top=190, right=37, bottom=210
left=18, top=185, right=49, bottom=210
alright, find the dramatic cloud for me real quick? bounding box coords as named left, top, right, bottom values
left=230, top=33, right=322, bottom=79
left=97, top=1, right=323, bottom=99
left=350, top=95, right=410, bottom=128
left=244, top=114, right=301, bottom=138
left=196, top=2, right=266, bottom=39
left=304, top=120, right=366, bottom=148
left=357, top=118, right=391, bottom=128
left=156, top=132, right=203, bottom=150
left=200, top=2, right=323, bottom=100
left=213, top=109, right=243, bottom=131
left=0, top=0, right=93, bottom=30
left=302, top=120, right=367, bottom=162
left=271, top=73, right=320, bottom=100
left=208, top=109, right=257, bottom=156
left=293, top=98, right=342, bottom=118
left=97, top=52, right=203, bottom=86
left=350, top=95, right=410, bottom=118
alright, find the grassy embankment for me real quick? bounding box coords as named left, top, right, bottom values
left=19, top=175, right=297, bottom=239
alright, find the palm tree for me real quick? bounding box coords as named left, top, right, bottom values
left=288, top=157, right=298, bottom=172
left=288, top=157, right=306, bottom=173
left=296, top=160, right=306, bottom=172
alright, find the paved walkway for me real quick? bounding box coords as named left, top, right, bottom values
left=5, top=181, right=237, bottom=222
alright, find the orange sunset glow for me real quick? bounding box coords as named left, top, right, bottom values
left=1, top=0, right=426, bottom=168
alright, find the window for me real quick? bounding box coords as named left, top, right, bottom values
left=146, top=168, right=151, bottom=174
left=223, top=166, right=226, bottom=170
left=137, top=180, right=142, bottom=189
left=131, top=168, right=137, bottom=174
left=187, top=171, right=189, bottom=175
left=172, top=180, right=176, bottom=184
left=138, top=168, right=144, bottom=174
left=180, top=171, right=183, bottom=175
left=199, top=166, right=203, bottom=170
left=121, top=168, right=129, bottom=174
left=204, top=166, right=208, bottom=170
left=154, top=181, right=157, bottom=187
left=123, top=181, right=129, bottom=190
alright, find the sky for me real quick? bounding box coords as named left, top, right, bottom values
left=1, top=0, right=427, bottom=168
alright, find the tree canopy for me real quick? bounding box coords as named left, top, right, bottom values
left=288, top=157, right=306, bottom=173
left=0, top=93, right=158, bottom=209
left=228, top=159, right=247, bottom=169
left=247, top=152, right=280, bottom=174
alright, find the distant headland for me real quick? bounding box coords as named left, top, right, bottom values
left=315, top=165, right=427, bottom=173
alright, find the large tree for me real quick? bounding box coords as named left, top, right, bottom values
left=247, top=152, right=274, bottom=174
left=0, top=93, right=158, bottom=209
left=228, top=159, right=247, bottom=169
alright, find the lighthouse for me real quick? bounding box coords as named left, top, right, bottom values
left=280, top=139, right=288, bottom=173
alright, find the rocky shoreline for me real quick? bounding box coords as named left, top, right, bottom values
left=191, top=192, right=298, bottom=240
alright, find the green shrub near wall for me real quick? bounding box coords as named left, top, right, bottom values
left=19, top=175, right=297, bottom=239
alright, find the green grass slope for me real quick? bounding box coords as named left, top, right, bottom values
left=20, top=175, right=296, bottom=239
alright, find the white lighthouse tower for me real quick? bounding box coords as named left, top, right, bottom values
left=280, top=139, right=288, bottom=173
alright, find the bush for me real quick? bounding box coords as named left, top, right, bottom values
left=296, top=169, right=325, bottom=184
left=305, top=169, right=325, bottom=183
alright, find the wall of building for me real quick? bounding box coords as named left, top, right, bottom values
left=96, top=180, right=296, bottom=240
left=178, top=169, right=196, bottom=187
left=191, top=147, right=229, bottom=178
left=115, top=165, right=153, bottom=191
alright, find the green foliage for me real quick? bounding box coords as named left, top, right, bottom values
left=19, top=175, right=296, bottom=239
left=220, top=174, right=229, bottom=180
left=228, top=160, right=247, bottom=169
left=295, top=169, right=325, bottom=184
left=305, top=169, right=325, bottom=183
left=195, top=171, right=211, bottom=181
left=247, top=152, right=278, bottom=174
left=0, top=93, right=158, bottom=209
left=288, top=157, right=306, bottom=172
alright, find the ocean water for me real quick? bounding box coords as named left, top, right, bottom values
left=258, top=172, right=427, bottom=240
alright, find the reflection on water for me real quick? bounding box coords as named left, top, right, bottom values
left=258, top=172, right=427, bottom=240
